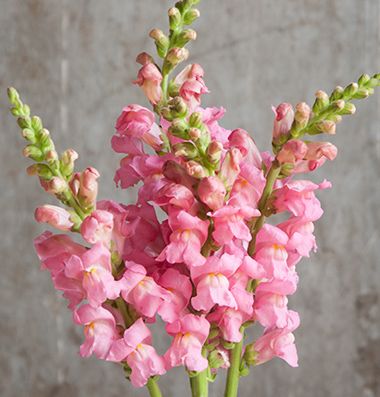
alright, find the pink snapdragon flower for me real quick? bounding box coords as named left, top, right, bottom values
left=199, top=107, right=231, bottom=145
left=65, top=243, right=120, bottom=307
left=74, top=304, right=118, bottom=360
left=134, top=63, right=163, bottom=104
left=228, top=128, right=262, bottom=169
left=276, top=139, right=308, bottom=165
left=211, top=205, right=260, bottom=246
left=157, top=210, right=209, bottom=267
left=165, top=314, right=210, bottom=371
left=208, top=307, right=247, bottom=343
left=112, top=104, right=162, bottom=152
left=191, top=253, right=241, bottom=312
left=175, top=64, right=209, bottom=110
left=80, top=210, right=114, bottom=246
left=158, top=269, right=192, bottom=323
left=119, top=262, right=170, bottom=318
left=154, top=182, right=196, bottom=212
left=272, top=103, right=294, bottom=141
left=70, top=167, right=100, bottom=209
left=35, top=205, right=74, bottom=231
left=219, top=148, right=243, bottom=190
left=198, top=176, right=226, bottom=210
left=108, top=318, right=166, bottom=387
left=254, top=310, right=300, bottom=367
left=293, top=141, right=338, bottom=173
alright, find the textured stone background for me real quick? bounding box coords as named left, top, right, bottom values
left=1, top=1, right=379, bottom=396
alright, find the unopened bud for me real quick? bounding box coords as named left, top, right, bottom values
left=173, top=142, right=198, bottom=159
left=26, top=163, right=53, bottom=180
left=60, top=148, right=78, bottom=177
left=294, top=102, right=311, bottom=126
left=189, top=127, right=201, bottom=140
left=316, top=120, right=336, bottom=135
left=208, top=350, right=227, bottom=370
left=149, top=29, right=169, bottom=58
left=328, top=114, right=342, bottom=124
left=17, top=117, right=30, bottom=129
left=189, top=111, right=203, bottom=128
left=176, top=29, right=197, bottom=47
left=168, top=7, right=182, bottom=30
left=160, top=107, right=174, bottom=121
left=313, top=90, right=329, bottom=113
left=23, top=145, right=44, bottom=161
left=185, top=160, right=207, bottom=178
left=221, top=340, right=235, bottom=350
left=330, top=86, right=344, bottom=101
left=358, top=73, right=371, bottom=86
left=338, top=102, right=356, bottom=115
left=31, top=116, right=43, bottom=132
left=7, top=87, right=20, bottom=105
left=332, top=99, right=345, bottom=111
left=39, top=129, right=55, bottom=152
left=168, top=96, right=188, bottom=118
left=22, top=128, right=36, bottom=143
left=243, top=343, right=257, bottom=366
left=136, top=52, right=154, bottom=65
left=343, top=82, right=358, bottom=97
left=183, top=8, right=200, bottom=25
left=207, top=141, right=223, bottom=164
left=353, top=88, right=370, bottom=99
left=166, top=47, right=189, bottom=66
left=169, top=118, right=189, bottom=138
left=42, top=176, right=67, bottom=194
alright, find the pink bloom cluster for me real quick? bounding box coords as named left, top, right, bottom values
left=32, top=57, right=337, bottom=388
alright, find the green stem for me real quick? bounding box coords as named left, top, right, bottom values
left=190, top=369, right=208, bottom=397
left=224, top=334, right=244, bottom=397
left=147, top=377, right=163, bottom=397
left=248, top=163, right=281, bottom=256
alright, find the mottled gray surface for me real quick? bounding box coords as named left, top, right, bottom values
left=1, top=0, right=379, bottom=396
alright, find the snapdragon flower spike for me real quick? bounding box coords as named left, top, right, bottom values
left=108, top=318, right=166, bottom=387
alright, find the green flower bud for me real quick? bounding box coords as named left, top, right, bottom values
left=315, top=120, right=336, bottom=135
left=221, top=340, right=235, bottom=350
left=60, top=148, right=79, bottom=178
left=330, top=86, right=344, bottom=101
left=168, top=80, right=180, bottom=97
left=26, top=163, right=53, bottom=180
left=23, top=145, right=44, bottom=161
left=183, top=8, right=200, bottom=25
left=339, top=102, right=356, bottom=115
left=31, top=116, right=43, bottom=133
left=168, top=96, right=188, bottom=118
left=7, top=87, right=20, bottom=105
left=358, top=73, right=371, bottom=86
left=208, top=327, right=220, bottom=340
left=331, top=99, right=345, bottom=111
left=343, top=82, right=358, bottom=97
left=39, top=129, right=55, bottom=152
left=175, top=29, right=197, bottom=47
left=149, top=29, right=169, bottom=58
left=353, top=88, right=370, bottom=99
left=161, top=107, right=175, bottom=121
left=313, top=90, right=329, bottom=113
left=173, top=142, right=198, bottom=159
left=166, top=47, right=189, bottom=66
left=17, top=117, right=31, bottom=129
left=22, top=128, right=37, bottom=143
left=208, top=350, right=226, bottom=369
left=189, top=111, right=203, bottom=128
left=169, top=118, right=189, bottom=138
left=168, top=7, right=182, bottom=30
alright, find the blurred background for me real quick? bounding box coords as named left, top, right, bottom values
left=1, top=1, right=379, bottom=396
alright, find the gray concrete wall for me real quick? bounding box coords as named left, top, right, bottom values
left=1, top=1, right=379, bottom=396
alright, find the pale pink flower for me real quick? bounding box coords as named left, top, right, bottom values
left=108, top=318, right=166, bottom=387
left=134, top=63, right=163, bottom=104
left=228, top=128, right=262, bottom=169
left=165, top=314, right=210, bottom=372
left=211, top=205, right=260, bottom=245
left=112, top=104, right=162, bottom=152
left=276, top=139, right=308, bottom=165
left=191, top=253, right=241, bottom=312
left=293, top=141, right=338, bottom=173
left=208, top=307, right=246, bottom=343
left=199, top=107, right=231, bottom=145
left=272, top=103, right=294, bottom=141
left=72, top=167, right=100, bottom=209
left=80, top=210, right=114, bottom=246
left=219, top=148, right=243, bottom=190
left=254, top=311, right=300, bottom=367
left=158, top=269, right=192, bottom=323
left=35, top=205, right=73, bottom=231
left=157, top=210, right=209, bottom=267
left=119, top=262, right=170, bottom=318
left=198, top=176, right=226, bottom=210
left=65, top=243, right=119, bottom=307
left=73, top=304, right=118, bottom=360
left=34, top=232, right=86, bottom=309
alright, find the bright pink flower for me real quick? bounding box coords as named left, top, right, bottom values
left=228, top=128, right=262, bottom=169
left=157, top=210, right=209, bottom=267
left=254, top=311, right=300, bottom=367
left=74, top=304, right=118, bottom=360
left=211, top=205, right=260, bottom=245
left=154, top=182, right=196, bottom=212
left=134, top=63, right=163, bottom=104
left=254, top=224, right=290, bottom=279
left=198, top=176, right=226, bottom=210
left=175, top=64, right=209, bottom=110
left=278, top=217, right=317, bottom=266
left=112, top=104, right=162, bottom=152
left=165, top=314, right=210, bottom=372
left=276, top=139, right=308, bottom=165
left=272, top=103, right=294, bottom=141
left=35, top=205, right=73, bottom=231
left=65, top=243, right=119, bottom=307
left=119, top=262, right=170, bottom=318
left=34, top=232, right=86, bottom=308
left=80, top=210, right=114, bottom=246
left=274, top=179, right=331, bottom=221
left=191, top=253, right=241, bottom=312
left=108, top=318, right=166, bottom=387
left=158, top=269, right=192, bottom=323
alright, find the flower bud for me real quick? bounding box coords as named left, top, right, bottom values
left=134, top=63, right=163, bottom=105
left=45, top=150, right=58, bottom=163
left=173, top=142, right=198, bottom=159
left=294, top=102, right=311, bottom=126
left=207, top=140, right=223, bottom=164
left=7, top=87, right=20, bottom=105
left=219, top=148, right=242, bottom=190
left=22, top=128, right=36, bottom=143
left=176, top=29, right=197, bottom=47
left=344, top=82, right=358, bottom=97
left=272, top=103, right=294, bottom=142
left=353, top=88, right=370, bottom=99
left=189, top=111, right=203, bottom=128
left=198, top=176, right=226, bottom=210
left=183, top=8, right=200, bottom=25
left=189, top=127, right=201, bottom=141
left=23, top=145, right=44, bottom=161
left=185, top=160, right=207, bottom=178
left=168, top=96, right=188, bottom=118
left=358, top=73, right=371, bottom=86
left=168, top=7, right=182, bottom=30
left=169, top=118, right=189, bottom=138
left=35, top=205, right=74, bottom=231
left=315, top=120, right=336, bottom=135
left=17, top=117, right=30, bottom=129
left=77, top=167, right=100, bottom=208
left=340, top=102, right=356, bottom=115
left=313, top=90, right=329, bottom=113
left=276, top=139, right=308, bottom=165
left=330, top=86, right=344, bottom=101
left=60, top=148, right=78, bottom=178
left=39, top=129, right=55, bottom=152
left=31, top=116, right=43, bottom=132
left=166, top=47, right=189, bottom=67
left=208, top=349, right=229, bottom=370
left=149, top=29, right=169, bottom=58
left=136, top=52, right=154, bottom=65
left=221, top=340, right=235, bottom=350
left=243, top=343, right=257, bottom=366
left=26, top=163, right=53, bottom=180
left=40, top=176, right=67, bottom=194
